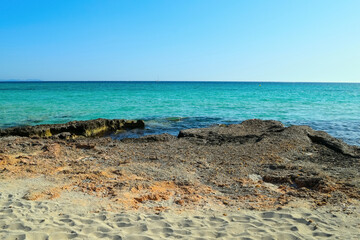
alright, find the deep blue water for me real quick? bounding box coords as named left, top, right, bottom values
left=0, top=81, right=359, bottom=145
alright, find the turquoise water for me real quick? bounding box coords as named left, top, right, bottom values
left=0, top=81, right=359, bottom=145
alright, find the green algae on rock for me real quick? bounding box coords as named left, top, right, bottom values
left=0, top=118, right=145, bottom=139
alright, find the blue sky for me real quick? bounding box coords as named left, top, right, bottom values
left=0, top=0, right=359, bottom=82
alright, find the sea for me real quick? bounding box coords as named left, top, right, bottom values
left=0, top=81, right=359, bottom=146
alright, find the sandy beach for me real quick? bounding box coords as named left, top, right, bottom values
left=1, top=177, right=359, bottom=240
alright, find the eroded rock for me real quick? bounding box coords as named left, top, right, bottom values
left=0, top=118, right=145, bottom=138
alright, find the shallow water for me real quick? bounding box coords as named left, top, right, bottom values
left=0, top=81, right=359, bottom=145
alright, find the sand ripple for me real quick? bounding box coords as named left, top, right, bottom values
left=1, top=184, right=359, bottom=240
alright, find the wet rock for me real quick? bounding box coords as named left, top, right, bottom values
left=0, top=118, right=145, bottom=138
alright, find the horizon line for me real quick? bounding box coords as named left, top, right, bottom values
left=1, top=80, right=360, bottom=84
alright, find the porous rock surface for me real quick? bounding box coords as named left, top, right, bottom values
left=179, top=119, right=359, bottom=157
left=0, top=119, right=359, bottom=212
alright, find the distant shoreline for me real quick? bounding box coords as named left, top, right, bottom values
left=1, top=80, right=360, bottom=84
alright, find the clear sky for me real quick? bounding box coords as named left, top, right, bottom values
left=0, top=0, right=359, bottom=82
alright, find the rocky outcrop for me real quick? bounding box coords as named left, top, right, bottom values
left=174, top=119, right=360, bottom=205
left=307, top=131, right=359, bottom=158
left=178, top=119, right=285, bottom=145
left=0, top=118, right=359, bottom=211
left=178, top=119, right=360, bottom=157
left=0, top=118, right=145, bottom=139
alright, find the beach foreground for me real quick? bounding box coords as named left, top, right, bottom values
left=1, top=178, right=359, bottom=240
left=0, top=119, right=359, bottom=239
